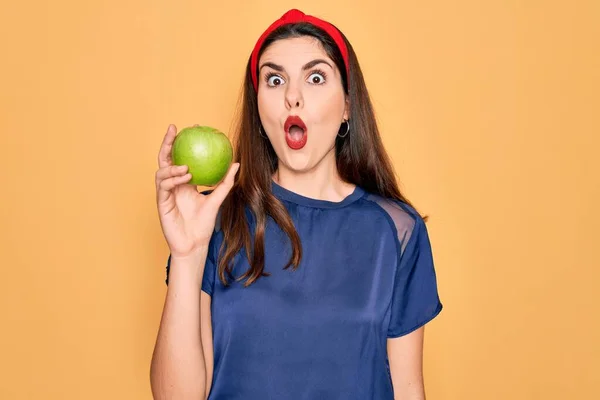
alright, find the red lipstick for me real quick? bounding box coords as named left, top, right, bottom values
left=284, top=115, right=308, bottom=150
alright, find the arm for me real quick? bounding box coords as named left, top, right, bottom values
left=200, top=291, right=214, bottom=399
left=150, top=248, right=208, bottom=399
left=387, top=327, right=426, bottom=400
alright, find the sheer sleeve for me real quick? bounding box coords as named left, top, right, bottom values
left=387, top=211, right=443, bottom=337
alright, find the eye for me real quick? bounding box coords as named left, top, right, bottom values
left=307, top=71, right=326, bottom=85
left=266, top=74, right=285, bottom=87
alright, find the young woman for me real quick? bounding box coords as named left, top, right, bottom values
left=151, top=9, right=443, bottom=400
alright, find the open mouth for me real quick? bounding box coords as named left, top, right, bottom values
left=284, top=116, right=308, bottom=150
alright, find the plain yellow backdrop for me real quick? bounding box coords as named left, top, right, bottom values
left=1, top=0, right=598, bottom=399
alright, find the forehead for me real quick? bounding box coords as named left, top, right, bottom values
left=259, top=36, right=332, bottom=66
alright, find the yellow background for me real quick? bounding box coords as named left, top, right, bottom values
left=1, top=0, right=598, bottom=398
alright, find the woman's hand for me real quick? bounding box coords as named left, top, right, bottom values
left=155, top=124, right=239, bottom=258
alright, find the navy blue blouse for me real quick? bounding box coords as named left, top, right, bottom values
left=166, top=180, right=443, bottom=399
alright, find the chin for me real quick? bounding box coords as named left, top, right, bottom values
left=277, top=147, right=337, bottom=175
left=270, top=136, right=337, bottom=173
left=279, top=150, right=316, bottom=172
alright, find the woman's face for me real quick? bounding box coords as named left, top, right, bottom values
left=257, top=36, right=349, bottom=173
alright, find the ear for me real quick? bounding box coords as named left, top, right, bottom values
left=343, top=97, right=350, bottom=120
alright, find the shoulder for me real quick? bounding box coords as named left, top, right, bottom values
left=359, top=193, right=424, bottom=253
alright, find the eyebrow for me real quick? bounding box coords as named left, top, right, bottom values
left=259, top=58, right=333, bottom=73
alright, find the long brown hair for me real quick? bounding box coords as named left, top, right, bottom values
left=218, top=22, right=424, bottom=287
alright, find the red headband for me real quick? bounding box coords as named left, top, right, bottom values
left=250, top=9, right=350, bottom=91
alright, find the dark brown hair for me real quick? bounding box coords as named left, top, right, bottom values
left=218, top=22, right=424, bottom=287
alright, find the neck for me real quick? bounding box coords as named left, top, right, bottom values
left=272, top=151, right=356, bottom=202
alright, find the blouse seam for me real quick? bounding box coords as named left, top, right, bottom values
left=360, top=198, right=405, bottom=332
left=274, top=190, right=367, bottom=210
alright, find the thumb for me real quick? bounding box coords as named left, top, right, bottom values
left=206, top=163, right=240, bottom=207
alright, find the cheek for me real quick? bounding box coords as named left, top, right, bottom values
left=258, top=92, right=283, bottom=127
left=307, top=89, right=346, bottom=131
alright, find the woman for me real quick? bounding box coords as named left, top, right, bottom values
left=150, top=9, right=443, bottom=400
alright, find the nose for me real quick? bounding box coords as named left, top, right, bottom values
left=284, top=81, right=303, bottom=110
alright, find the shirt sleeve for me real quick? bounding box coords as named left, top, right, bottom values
left=164, top=232, right=218, bottom=296
left=387, top=214, right=443, bottom=337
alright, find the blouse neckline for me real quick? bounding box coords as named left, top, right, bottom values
left=270, top=179, right=365, bottom=209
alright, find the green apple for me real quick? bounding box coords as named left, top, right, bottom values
left=171, top=126, right=233, bottom=186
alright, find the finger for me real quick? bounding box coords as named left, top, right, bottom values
left=158, top=124, right=177, bottom=168
left=155, top=164, right=188, bottom=183
left=206, top=163, right=240, bottom=207
left=157, top=173, right=192, bottom=203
